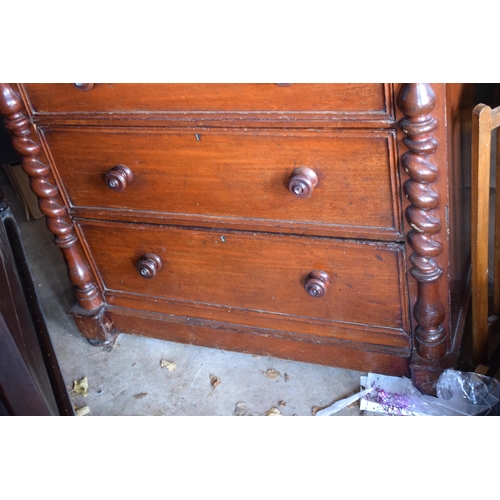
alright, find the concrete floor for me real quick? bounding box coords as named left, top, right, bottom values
left=1, top=170, right=367, bottom=416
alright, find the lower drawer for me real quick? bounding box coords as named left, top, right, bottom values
left=77, top=220, right=410, bottom=347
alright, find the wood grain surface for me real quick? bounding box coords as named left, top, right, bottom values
left=23, top=83, right=388, bottom=114
left=77, top=219, right=408, bottom=334
left=42, top=127, right=401, bottom=239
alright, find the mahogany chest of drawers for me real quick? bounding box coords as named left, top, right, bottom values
left=0, top=83, right=473, bottom=393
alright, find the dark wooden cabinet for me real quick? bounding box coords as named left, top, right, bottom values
left=0, top=83, right=474, bottom=394
left=0, top=189, right=73, bottom=415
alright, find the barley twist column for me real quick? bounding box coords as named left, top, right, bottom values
left=398, top=83, right=446, bottom=360
left=0, top=83, right=104, bottom=311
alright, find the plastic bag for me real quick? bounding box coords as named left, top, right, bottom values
left=315, top=369, right=500, bottom=416
left=432, top=369, right=500, bottom=415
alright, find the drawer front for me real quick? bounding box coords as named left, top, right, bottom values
left=44, top=128, right=401, bottom=239
left=22, top=83, right=390, bottom=116
left=77, top=220, right=408, bottom=333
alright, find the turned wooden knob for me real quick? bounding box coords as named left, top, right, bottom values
left=137, top=253, right=162, bottom=278
left=288, top=167, right=318, bottom=198
left=73, top=83, right=94, bottom=91
left=305, top=271, right=330, bottom=298
left=105, top=164, right=134, bottom=192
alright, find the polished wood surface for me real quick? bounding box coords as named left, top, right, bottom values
left=397, top=83, right=446, bottom=360
left=41, top=127, right=401, bottom=240
left=77, top=220, right=407, bottom=333
left=22, top=83, right=389, bottom=114
left=108, top=306, right=411, bottom=376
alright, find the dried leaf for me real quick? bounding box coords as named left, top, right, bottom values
left=73, top=377, right=89, bottom=397
left=75, top=405, right=90, bottom=416
left=207, top=375, right=221, bottom=398
left=210, top=375, right=221, bottom=388
left=160, top=360, right=177, bottom=371
left=312, top=405, right=327, bottom=416
left=263, top=369, right=280, bottom=380
left=263, top=407, right=282, bottom=416
left=284, top=373, right=289, bottom=383
left=233, top=401, right=249, bottom=416
left=134, top=393, right=148, bottom=399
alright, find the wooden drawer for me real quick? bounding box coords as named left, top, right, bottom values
left=44, top=127, right=401, bottom=240
left=22, top=83, right=390, bottom=116
left=77, top=220, right=410, bottom=342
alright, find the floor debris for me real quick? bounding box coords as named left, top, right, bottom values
left=160, top=360, right=177, bottom=371
left=263, top=368, right=280, bottom=380
left=263, top=407, right=282, bottom=416
left=313, top=387, right=372, bottom=416
left=73, top=377, right=89, bottom=397
left=360, top=370, right=500, bottom=416
left=75, top=405, right=90, bottom=416
left=134, top=393, right=148, bottom=399
left=284, top=373, right=289, bottom=383
left=207, top=375, right=221, bottom=398
left=278, top=400, right=286, bottom=407
left=313, top=369, right=500, bottom=416
left=233, top=401, right=249, bottom=416
left=311, top=405, right=325, bottom=416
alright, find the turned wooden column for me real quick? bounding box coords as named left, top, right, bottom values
left=0, top=83, right=104, bottom=312
left=398, top=83, right=446, bottom=360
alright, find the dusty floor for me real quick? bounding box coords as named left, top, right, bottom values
left=1, top=172, right=369, bottom=416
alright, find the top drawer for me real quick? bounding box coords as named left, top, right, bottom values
left=20, top=83, right=392, bottom=118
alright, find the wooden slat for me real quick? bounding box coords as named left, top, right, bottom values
left=495, top=126, right=500, bottom=315
left=474, top=364, right=490, bottom=375
left=472, top=104, right=492, bottom=364
left=492, top=106, right=500, bottom=130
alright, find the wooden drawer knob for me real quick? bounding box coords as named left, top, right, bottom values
left=73, top=83, right=94, bottom=91
left=137, top=253, right=162, bottom=278
left=288, top=167, right=318, bottom=198
left=305, top=270, right=330, bottom=298
left=105, top=164, right=134, bottom=192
